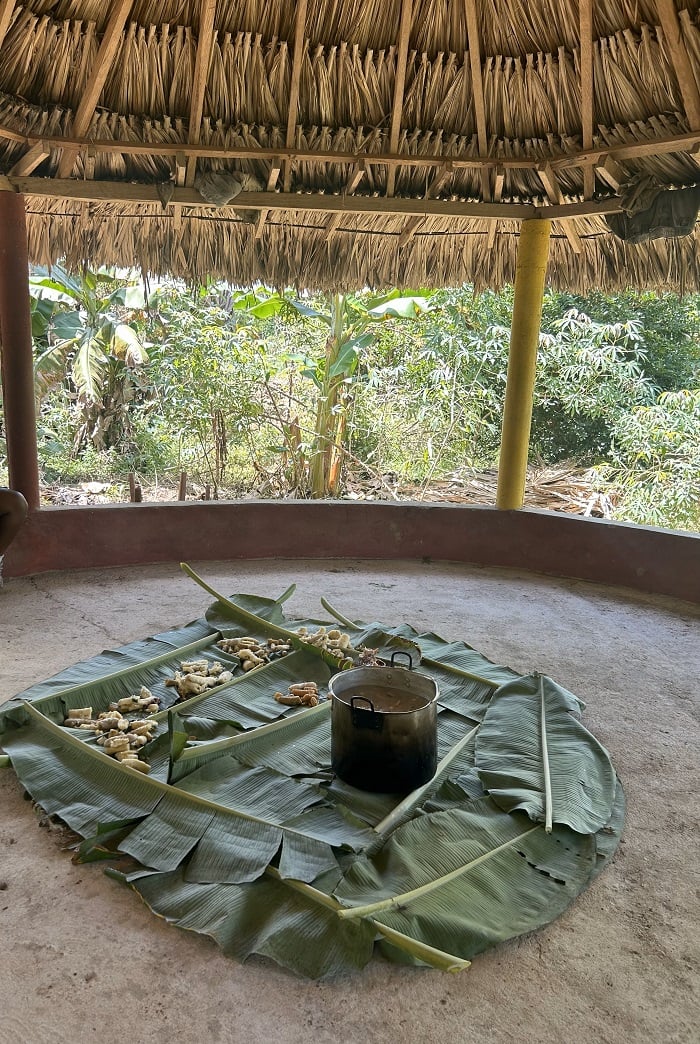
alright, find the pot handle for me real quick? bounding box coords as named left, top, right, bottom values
left=389, top=650, right=414, bottom=670
left=350, top=695, right=383, bottom=731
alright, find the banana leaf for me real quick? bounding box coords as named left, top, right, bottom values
left=332, top=799, right=597, bottom=963
left=475, top=674, right=616, bottom=834
left=2, top=583, right=625, bottom=978
left=0, top=630, right=219, bottom=728
left=119, top=867, right=378, bottom=979
left=1, top=705, right=162, bottom=835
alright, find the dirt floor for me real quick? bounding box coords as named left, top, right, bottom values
left=1, top=559, right=698, bottom=1044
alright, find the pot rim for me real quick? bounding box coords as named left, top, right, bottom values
left=329, top=664, right=439, bottom=713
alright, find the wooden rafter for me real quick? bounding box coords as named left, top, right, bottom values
left=385, top=0, right=414, bottom=198
left=579, top=0, right=595, bottom=198
left=655, top=0, right=700, bottom=130
left=174, top=151, right=187, bottom=187
left=0, top=0, right=16, bottom=51
left=493, top=165, right=505, bottom=202
left=267, top=159, right=282, bottom=191
left=283, top=0, right=309, bottom=192
left=538, top=166, right=583, bottom=252
left=346, top=160, right=366, bottom=195
left=185, top=0, right=218, bottom=186
left=3, top=123, right=699, bottom=173
left=465, top=0, right=491, bottom=201
left=253, top=159, right=283, bottom=234
left=56, top=0, right=135, bottom=178
left=12, top=176, right=623, bottom=221
left=9, top=141, right=50, bottom=176
left=596, top=156, right=626, bottom=192
left=425, top=163, right=453, bottom=199
left=487, top=167, right=504, bottom=249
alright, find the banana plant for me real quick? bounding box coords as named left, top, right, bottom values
left=287, top=291, right=430, bottom=497
left=29, top=265, right=151, bottom=450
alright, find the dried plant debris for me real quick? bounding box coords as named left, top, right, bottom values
left=216, top=636, right=291, bottom=671
left=273, top=681, right=321, bottom=707
left=62, top=693, right=160, bottom=773
left=356, top=646, right=386, bottom=667
left=166, top=660, right=234, bottom=698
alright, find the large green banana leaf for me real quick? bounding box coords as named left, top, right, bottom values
left=333, top=799, right=596, bottom=953
left=0, top=571, right=625, bottom=978
left=475, top=673, right=617, bottom=833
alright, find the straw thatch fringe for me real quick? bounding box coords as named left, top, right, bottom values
left=22, top=195, right=700, bottom=294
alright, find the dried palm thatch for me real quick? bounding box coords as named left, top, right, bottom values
left=1, top=0, right=699, bottom=291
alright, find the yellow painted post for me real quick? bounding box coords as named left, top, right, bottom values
left=496, top=218, right=552, bottom=509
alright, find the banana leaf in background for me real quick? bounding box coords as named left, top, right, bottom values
left=0, top=569, right=625, bottom=978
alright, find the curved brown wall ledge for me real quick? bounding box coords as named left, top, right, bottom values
left=3, top=502, right=699, bottom=605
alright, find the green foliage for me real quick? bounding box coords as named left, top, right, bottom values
left=600, top=389, right=700, bottom=530
left=29, top=265, right=152, bottom=453
left=145, top=284, right=267, bottom=490
left=27, top=272, right=699, bottom=532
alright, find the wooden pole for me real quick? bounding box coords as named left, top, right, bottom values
left=0, top=187, right=40, bottom=510
left=496, top=219, right=551, bottom=510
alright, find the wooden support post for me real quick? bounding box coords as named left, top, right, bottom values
left=0, top=187, right=40, bottom=511
left=178, top=472, right=188, bottom=501
left=496, top=219, right=552, bottom=510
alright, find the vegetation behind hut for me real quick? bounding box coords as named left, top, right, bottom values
left=3, top=273, right=697, bottom=532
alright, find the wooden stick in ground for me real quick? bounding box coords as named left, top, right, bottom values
left=178, top=472, right=187, bottom=500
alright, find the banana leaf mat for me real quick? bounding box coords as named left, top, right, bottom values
left=0, top=566, right=624, bottom=979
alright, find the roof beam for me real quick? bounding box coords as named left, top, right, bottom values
left=579, top=0, right=595, bottom=198
left=9, top=140, right=50, bottom=176
left=174, top=151, right=187, bottom=186
left=385, top=0, right=414, bottom=198
left=425, top=162, right=453, bottom=199
left=56, top=0, right=135, bottom=178
left=538, top=166, right=583, bottom=252
left=465, top=0, right=491, bottom=201
left=493, top=165, right=505, bottom=202
left=185, top=0, right=218, bottom=186
left=12, top=176, right=622, bottom=220
left=655, top=0, right=700, bottom=130
left=345, top=160, right=366, bottom=194
left=267, top=159, right=282, bottom=191
left=283, top=0, right=309, bottom=192
left=253, top=158, right=284, bottom=232
left=4, top=124, right=700, bottom=172
left=0, top=1, right=16, bottom=51
left=595, top=156, right=626, bottom=192
left=487, top=165, right=505, bottom=248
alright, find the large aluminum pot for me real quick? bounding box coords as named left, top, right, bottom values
left=329, top=652, right=439, bottom=793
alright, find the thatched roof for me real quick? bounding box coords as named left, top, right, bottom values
left=1, top=0, right=699, bottom=290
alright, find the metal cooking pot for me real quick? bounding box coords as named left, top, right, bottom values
left=329, top=652, right=439, bottom=793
